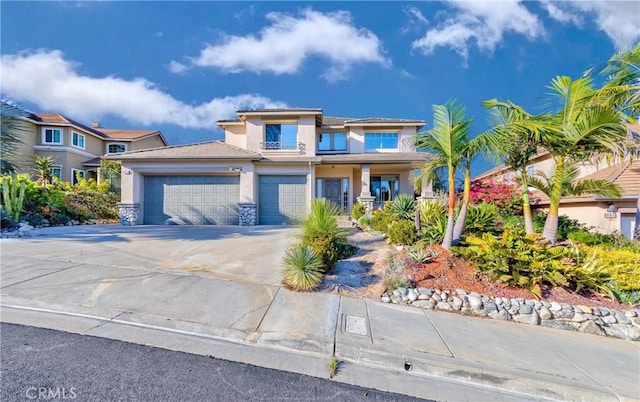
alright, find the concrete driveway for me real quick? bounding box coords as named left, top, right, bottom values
left=2, top=225, right=299, bottom=287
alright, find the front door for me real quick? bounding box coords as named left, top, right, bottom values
left=317, top=178, right=348, bottom=212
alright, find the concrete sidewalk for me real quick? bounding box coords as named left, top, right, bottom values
left=1, top=227, right=639, bottom=401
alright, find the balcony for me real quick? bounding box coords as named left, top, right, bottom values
left=261, top=141, right=305, bottom=151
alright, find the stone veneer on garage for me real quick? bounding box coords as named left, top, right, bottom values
left=117, top=203, right=140, bottom=226
left=382, top=287, right=640, bottom=341
left=238, top=203, right=257, bottom=226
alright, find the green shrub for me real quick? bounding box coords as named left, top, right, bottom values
left=65, top=190, right=119, bottom=220
left=387, top=220, right=418, bottom=245
left=389, top=194, right=415, bottom=221
left=65, top=201, right=95, bottom=222
left=568, top=229, right=613, bottom=246
left=611, top=289, right=640, bottom=305
left=301, top=199, right=349, bottom=271
left=533, top=213, right=584, bottom=239
left=384, top=276, right=410, bottom=293
left=465, top=202, right=499, bottom=234
left=21, top=212, right=44, bottom=227
left=452, top=230, right=614, bottom=299
left=578, top=245, right=640, bottom=292
left=420, top=214, right=447, bottom=244
left=370, top=208, right=395, bottom=233
left=0, top=207, right=16, bottom=229
left=351, top=202, right=366, bottom=220
left=281, top=244, right=325, bottom=291
left=358, top=215, right=372, bottom=228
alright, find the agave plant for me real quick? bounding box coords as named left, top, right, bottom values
left=389, top=194, right=416, bottom=221
left=281, top=244, right=325, bottom=292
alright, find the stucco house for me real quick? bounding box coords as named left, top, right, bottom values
left=14, top=113, right=167, bottom=183
left=472, top=137, right=640, bottom=239
left=112, top=108, right=431, bottom=225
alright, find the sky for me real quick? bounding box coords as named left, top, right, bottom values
left=2, top=1, right=639, bottom=175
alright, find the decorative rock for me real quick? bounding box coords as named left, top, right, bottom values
left=624, top=310, right=638, bottom=318
left=615, top=311, right=631, bottom=325
left=488, top=308, right=511, bottom=321
left=554, top=307, right=575, bottom=319
left=525, top=300, right=535, bottom=307
left=483, top=300, right=498, bottom=314
left=411, top=300, right=431, bottom=308
left=597, top=307, right=610, bottom=317
left=436, top=301, right=453, bottom=311
left=455, top=289, right=467, bottom=297
left=469, top=291, right=481, bottom=298
left=539, top=307, right=553, bottom=320
left=541, top=301, right=551, bottom=308
left=417, top=294, right=430, bottom=301
left=407, top=289, right=418, bottom=302
left=513, top=309, right=540, bottom=325
left=519, top=305, right=533, bottom=315
left=602, top=315, right=617, bottom=325
left=501, top=299, right=511, bottom=309
left=575, top=305, right=592, bottom=314
left=434, top=288, right=442, bottom=295
left=603, top=324, right=640, bottom=341
left=418, top=288, right=433, bottom=297
left=579, top=320, right=605, bottom=336
left=381, top=296, right=391, bottom=303
left=397, top=287, right=408, bottom=297
left=390, top=295, right=402, bottom=304
left=392, top=289, right=402, bottom=297
left=550, top=302, right=562, bottom=311
left=572, top=313, right=587, bottom=323
left=467, top=295, right=482, bottom=309
left=451, top=296, right=463, bottom=309
left=542, top=320, right=577, bottom=331
left=532, top=300, right=542, bottom=309
left=481, top=295, right=491, bottom=303
left=431, top=294, right=442, bottom=303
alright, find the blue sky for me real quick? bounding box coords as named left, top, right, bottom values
left=2, top=1, right=639, bottom=175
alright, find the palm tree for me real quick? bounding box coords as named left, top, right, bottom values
left=413, top=99, right=471, bottom=249
left=33, top=155, right=56, bottom=187
left=451, top=136, right=484, bottom=244
left=0, top=100, right=29, bottom=174
left=535, top=76, right=628, bottom=242
left=480, top=99, right=542, bottom=234
left=528, top=167, right=622, bottom=220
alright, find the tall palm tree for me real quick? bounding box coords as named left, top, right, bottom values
left=480, top=99, right=542, bottom=234
left=536, top=76, right=628, bottom=242
left=413, top=99, right=471, bottom=249
left=0, top=100, right=29, bottom=174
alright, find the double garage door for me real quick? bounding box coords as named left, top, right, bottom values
left=144, top=175, right=239, bottom=225
left=143, top=175, right=307, bottom=225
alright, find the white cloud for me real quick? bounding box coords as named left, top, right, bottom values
left=0, top=50, right=286, bottom=129
left=542, top=1, right=640, bottom=49
left=168, top=60, right=188, bottom=74
left=179, top=8, right=389, bottom=82
left=412, top=0, right=544, bottom=62
left=405, top=6, right=429, bottom=26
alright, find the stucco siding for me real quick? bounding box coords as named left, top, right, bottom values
left=131, top=135, right=166, bottom=151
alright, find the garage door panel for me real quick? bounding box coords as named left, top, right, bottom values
left=144, top=175, right=239, bottom=225
left=258, top=175, right=307, bottom=225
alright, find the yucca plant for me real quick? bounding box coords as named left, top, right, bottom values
left=406, top=245, right=439, bottom=264
left=281, top=244, right=325, bottom=292
left=389, top=194, right=416, bottom=221
left=418, top=199, right=446, bottom=225
left=33, top=155, right=56, bottom=187
left=301, top=199, right=350, bottom=270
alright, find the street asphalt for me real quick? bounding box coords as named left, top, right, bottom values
left=1, top=225, right=639, bottom=401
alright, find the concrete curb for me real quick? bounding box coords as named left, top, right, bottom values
left=0, top=302, right=621, bottom=401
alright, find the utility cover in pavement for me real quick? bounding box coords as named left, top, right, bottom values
left=344, top=315, right=367, bottom=336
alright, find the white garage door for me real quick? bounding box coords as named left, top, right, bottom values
left=620, top=214, right=637, bottom=240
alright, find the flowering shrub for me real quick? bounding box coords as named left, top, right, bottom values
left=470, top=178, right=524, bottom=217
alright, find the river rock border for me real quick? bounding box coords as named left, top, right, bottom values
left=381, top=287, right=640, bottom=341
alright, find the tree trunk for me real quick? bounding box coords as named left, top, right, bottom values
left=452, top=167, right=471, bottom=244
left=521, top=178, right=535, bottom=234
left=542, top=159, right=565, bottom=244
left=542, top=208, right=559, bottom=243
left=634, top=190, right=640, bottom=241
left=442, top=167, right=456, bottom=250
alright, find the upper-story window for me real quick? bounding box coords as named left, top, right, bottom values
left=42, top=128, right=63, bottom=145
left=106, top=143, right=128, bottom=154
left=264, top=124, right=298, bottom=150
left=365, top=133, right=398, bottom=151
left=318, top=132, right=347, bottom=152
left=72, top=132, right=85, bottom=149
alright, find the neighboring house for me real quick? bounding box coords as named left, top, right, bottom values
left=112, top=108, right=430, bottom=225
left=13, top=113, right=168, bottom=184
left=472, top=127, right=640, bottom=239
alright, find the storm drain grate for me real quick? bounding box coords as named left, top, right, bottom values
left=344, top=315, right=368, bottom=336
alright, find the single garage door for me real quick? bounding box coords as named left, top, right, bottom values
left=258, top=175, right=307, bottom=225
left=620, top=214, right=637, bottom=240
left=144, top=175, right=239, bottom=225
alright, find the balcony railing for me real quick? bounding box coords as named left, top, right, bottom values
left=261, top=141, right=304, bottom=151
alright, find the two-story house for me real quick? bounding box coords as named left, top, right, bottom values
left=472, top=124, right=640, bottom=239
left=112, top=108, right=430, bottom=226
left=13, top=113, right=167, bottom=183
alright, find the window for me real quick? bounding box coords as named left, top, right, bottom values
left=42, top=128, right=62, bottom=144
left=371, top=175, right=399, bottom=203
left=365, top=133, right=398, bottom=151
left=318, top=132, right=347, bottom=152
left=72, top=132, right=85, bottom=149
left=107, top=143, right=128, bottom=154
left=264, top=124, right=298, bottom=150
left=50, top=166, right=62, bottom=181
left=71, top=169, right=86, bottom=185
left=526, top=165, right=535, bottom=176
